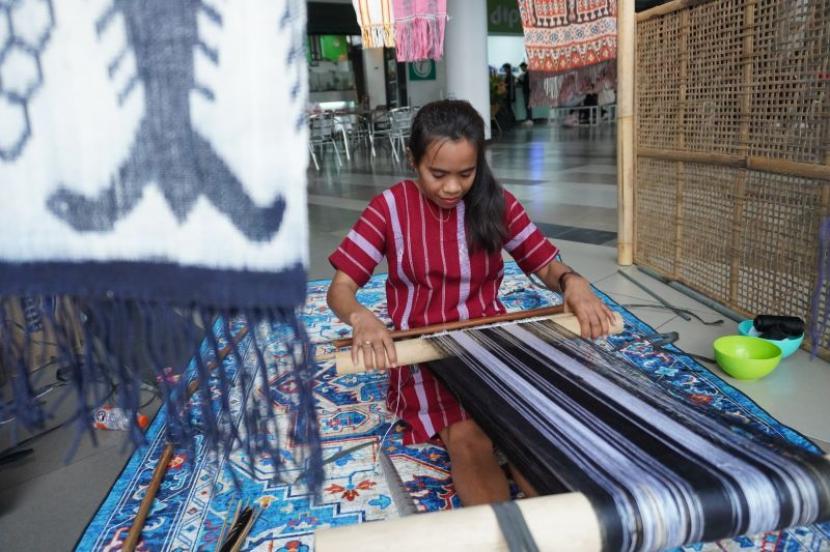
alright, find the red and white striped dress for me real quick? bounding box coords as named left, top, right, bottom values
left=329, top=180, right=558, bottom=444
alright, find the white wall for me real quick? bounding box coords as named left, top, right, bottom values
left=486, top=35, right=526, bottom=68
left=406, top=59, right=446, bottom=107
left=362, top=48, right=387, bottom=108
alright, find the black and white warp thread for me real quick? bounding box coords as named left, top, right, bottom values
left=0, top=0, right=322, bottom=492
left=428, top=320, right=830, bottom=552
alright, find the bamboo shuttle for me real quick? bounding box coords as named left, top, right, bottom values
left=335, top=312, right=625, bottom=374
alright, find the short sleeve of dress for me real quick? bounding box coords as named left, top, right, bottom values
left=503, top=190, right=559, bottom=274
left=328, top=195, right=388, bottom=287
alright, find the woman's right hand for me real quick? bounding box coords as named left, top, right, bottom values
left=349, top=311, right=398, bottom=371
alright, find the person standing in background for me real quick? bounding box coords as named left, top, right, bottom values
left=500, top=63, right=516, bottom=127
left=518, top=62, right=532, bottom=124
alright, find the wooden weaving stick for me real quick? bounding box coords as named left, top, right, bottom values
left=335, top=311, right=625, bottom=375
left=122, top=326, right=250, bottom=552
left=330, top=305, right=567, bottom=349
left=316, top=455, right=830, bottom=551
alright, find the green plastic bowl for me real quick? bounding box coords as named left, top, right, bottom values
left=713, top=335, right=782, bottom=380
left=737, top=319, right=804, bottom=358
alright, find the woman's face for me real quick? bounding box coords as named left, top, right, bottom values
left=412, top=138, right=478, bottom=210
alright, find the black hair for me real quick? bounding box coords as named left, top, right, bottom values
left=409, top=100, right=506, bottom=253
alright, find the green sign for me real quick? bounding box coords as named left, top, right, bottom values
left=487, top=0, right=523, bottom=35
left=320, top=35, right=349, bottom=62
left=408, top=60, right=436, bottom=81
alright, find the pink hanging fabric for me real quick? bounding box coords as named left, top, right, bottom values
left=392, top=0, right=447, bottom=62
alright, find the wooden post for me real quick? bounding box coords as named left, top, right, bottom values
left=674, top=10, right=690, bottom=279
left=729, top=0, right=756, bottom=304
left=617, top=0, right=636, bottom=265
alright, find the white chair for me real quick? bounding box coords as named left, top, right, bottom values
left=308, top=112, right=342, bottom=170
left=388, top=107, right=413, bottom=155
left=369, top=108, right=399, bottom=162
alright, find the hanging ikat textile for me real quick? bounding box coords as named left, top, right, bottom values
left=0, top=0, right=323, bottom=491
left=517, top=0, right=617, bottom=74
left=430, top=320, right=830, bottom=551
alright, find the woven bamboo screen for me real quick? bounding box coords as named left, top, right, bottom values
left=634, top=0, right=830, bottom=352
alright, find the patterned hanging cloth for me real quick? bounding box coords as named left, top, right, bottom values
left=517, top=0, right=617, bottom=107
left=0, top=0, right=322, bottom=492
left=352, top=0, right=397, bottom=48
left=392, top=0, right=447, bottom=62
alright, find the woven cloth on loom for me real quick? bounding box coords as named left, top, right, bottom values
left=78, top=264, right=830, bottom=551
left=352, top=0, right=396, bottom=48
left=0, top=0, right=322, bottom=490
left=430, top=321, right=830, bottom=551
left=392, top=0, right=447, bottom=62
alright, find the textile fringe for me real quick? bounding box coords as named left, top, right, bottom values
left=0, top=296, right=323, bottom=495
left=394, top=15, right=447, bottom=62
left=362, top=23, right=396, bottom=48
left=530, top=61, right=615, bottom=108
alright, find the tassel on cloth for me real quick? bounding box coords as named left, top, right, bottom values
left=392, top=0, right=447, bottom=62
left=353, top=0, right=397, bottom=48
left=0, top=296, right=324, bottom=495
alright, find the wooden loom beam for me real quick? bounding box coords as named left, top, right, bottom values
left=334, top=312, right=625, bottom=374
left=316, top=492, right=603, bottom=552
left=315, top=454, right=830, bottom=551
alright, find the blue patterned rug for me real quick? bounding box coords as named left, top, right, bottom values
left=76, top=263, right=830, bottom=551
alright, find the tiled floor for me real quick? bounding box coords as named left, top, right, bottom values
left=2, top=122, right=829, bottom=550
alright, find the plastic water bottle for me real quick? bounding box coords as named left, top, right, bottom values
left=93, top=405, right=149, bottom=431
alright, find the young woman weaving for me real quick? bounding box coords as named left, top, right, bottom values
left=327, top=100, right=614, bottom=505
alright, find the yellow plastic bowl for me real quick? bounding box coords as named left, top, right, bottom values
left=713, top=335, right=782, bottom=380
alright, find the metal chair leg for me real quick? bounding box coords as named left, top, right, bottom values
left=340, top=128, right=351, bottom=162
left=388, top=136, right=400, bottom=162
left=309, top=144, right=320, bottom=171
left=330, top=140, right=343, bottom=167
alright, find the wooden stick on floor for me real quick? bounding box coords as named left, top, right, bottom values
left=122, top=326, right=250, bottom=552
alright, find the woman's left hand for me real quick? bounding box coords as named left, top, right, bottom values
left=563, top=276, right=616, bottom=339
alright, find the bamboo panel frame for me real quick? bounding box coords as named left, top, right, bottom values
left=634, top=0, right=830, bottom=356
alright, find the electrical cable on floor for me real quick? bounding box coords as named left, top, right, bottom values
left=620, top=303, right=724, bottom=326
